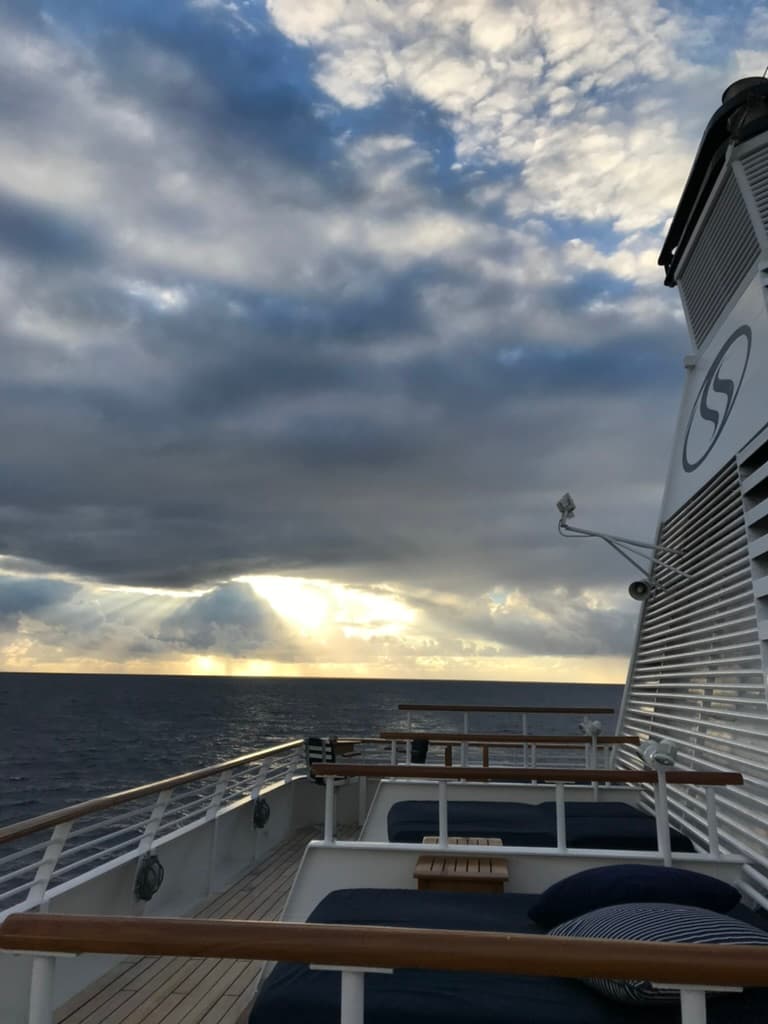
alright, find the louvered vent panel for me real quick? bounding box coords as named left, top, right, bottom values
left=617, top=459, right=768, bottom=906
left=677, top=171, right=759, bottom=348
left=741, top=144, right=768, bottom=234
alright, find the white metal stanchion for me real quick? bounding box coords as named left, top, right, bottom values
left=438, top=779, right=448, bottom=846
left=340, top=969, right=365, bottom=1024
left=311, top=965, right=393, bottom=1024
left=28, top=954, right=55, bottom=1024
left=654, top=766, right=672, bottom=867
left=358, top=775, right=367, bottom=827
left=705, top=787, right=720, bottom=856
left=650, top=983, right=742, bottom=1024
left=555, top=782, right=567, bottom=852
left=324, top=778, right=336, bottom=844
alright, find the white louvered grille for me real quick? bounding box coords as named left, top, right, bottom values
left=617, top=459, right=768, bottom=905
left=741, top=143, right=768, bottom=234
left=677, top=171, right=759, bottom=348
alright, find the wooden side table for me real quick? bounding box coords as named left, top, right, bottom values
left=413, top=836, right=509, bottom=893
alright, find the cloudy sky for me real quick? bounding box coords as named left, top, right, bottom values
left=0, top=0, right=765, bottom=682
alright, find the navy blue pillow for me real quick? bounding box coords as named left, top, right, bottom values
left=528, top=864, right=740, bottom=927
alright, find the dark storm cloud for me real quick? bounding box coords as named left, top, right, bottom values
left=0, top=191, right=102, bottom=266
left=0, top=577, right=78, bottom=623
left=158, top=581, right=284, bottom=655
left=413, top=588, right=638, bottom=659
left=0, top=0, right=703, bottom=666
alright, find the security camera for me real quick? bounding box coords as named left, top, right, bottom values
left=578, top=717, right=603, bottom=737
left=628, top=579, right=651, bottom=601
left=557, top=493, right=576, bottom=522
left=652, top=749, right=677, bottom=768
left=639, top=740, right=677, bottom=769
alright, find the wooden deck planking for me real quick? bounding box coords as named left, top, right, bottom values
left=55, top=824, right=350, bottom=1024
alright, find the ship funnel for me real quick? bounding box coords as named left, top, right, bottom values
left=722, top=77, right=768, bottom=134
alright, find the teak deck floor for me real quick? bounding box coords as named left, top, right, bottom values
left=56, top=825, right=354, bottom=1024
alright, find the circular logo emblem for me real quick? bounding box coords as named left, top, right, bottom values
left=682, top=325, right=751, bottom=473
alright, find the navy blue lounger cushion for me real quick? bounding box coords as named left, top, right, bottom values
left=551, top=902, right=768, bottom=1004
left=250, top=889, right=768, bottom=1024
left=528, top=864, right=741, bottom=927
left=386, top=800, right=696, bottom=852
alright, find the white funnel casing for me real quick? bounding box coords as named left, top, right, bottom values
left=617, top=79, right=768, bottom=905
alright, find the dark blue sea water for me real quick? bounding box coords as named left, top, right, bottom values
left=0, top=673, right=622, bottom=827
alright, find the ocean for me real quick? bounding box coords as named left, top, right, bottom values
left=0, top=673, right=623, bottom=827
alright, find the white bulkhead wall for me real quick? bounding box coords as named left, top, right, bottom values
left=617, top=128, right=768, bottom=909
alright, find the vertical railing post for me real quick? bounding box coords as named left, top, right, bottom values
left=390, top=740, right=397, bottom=765
left=705, top=787, right=720, bottom=857
left=205, top=769, right=234, bottom=821
left=311, top=964, right=392, bottom=1024
left=555, top=782, right=567, bottom=851
left=357, top=775, right=367, bottom=827
left=205, top=769, right=233, bottom=895
left=591, top=737, right=599, bottom=799
left=136, top=789, right=172, bottom=859
left=340, top=969, right=365, bottom=1024
left=133, top=788, right=172, bottom=911
left=679, top=988, right=707, bottom=1024
left=654, top=767, right=672, bottom=867
left=28, top=953, right=56, bottom=1024
left=324, top=777, right=336, bottom=844
left=437, top=779, right=448, bottom=847
left=250, top=758, right=271, bottom=801
left=27, top=821, right=72, bottom=908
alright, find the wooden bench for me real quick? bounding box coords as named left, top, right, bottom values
left=413, top=837, right=509, bottom=894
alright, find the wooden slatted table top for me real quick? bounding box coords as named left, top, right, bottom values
left=414, top=837, right=509, bottom=893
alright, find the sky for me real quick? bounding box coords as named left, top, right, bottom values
left=0, top=0, right=765, bottom=683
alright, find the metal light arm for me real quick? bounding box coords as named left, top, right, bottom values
left=559, top=523, right=693, bottom=581
left=556, top=493, right=692, bottom=589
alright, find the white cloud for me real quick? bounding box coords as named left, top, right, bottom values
left=266, top=0, right=721, bottom=239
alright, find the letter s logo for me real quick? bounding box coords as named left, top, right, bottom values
left=682, top=326, right=751, bottom=473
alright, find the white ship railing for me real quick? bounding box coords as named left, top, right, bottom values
left=397, top=703, right=616, bottom=767
left=311, top=763, right=743, bottom=867
left=0, top=739, right=304, bottom=919
left=2, top=911, right=765, bottom=1024
left=381, top=729, right=639, bottom=769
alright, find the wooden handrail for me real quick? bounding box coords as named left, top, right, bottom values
left=0, top=739, right=303, bottom=846
left=1, top=913, right=767, bottom=987
left=381, top=731, right=640, bottom=745
left=311, top=763, right=744, bottom=785
left=398, top=704, right=614, bottom=714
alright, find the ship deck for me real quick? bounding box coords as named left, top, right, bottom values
left=55, top=825, right=354, bottom=1024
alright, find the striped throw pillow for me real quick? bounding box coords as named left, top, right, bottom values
left=550, top=902, right=768, bottom=1004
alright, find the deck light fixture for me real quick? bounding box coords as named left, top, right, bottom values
left=639, top=739, right=678, bottom=769
left=578, top=717, right=603, bottom=737
left=556, top=493, right=691, bottom=599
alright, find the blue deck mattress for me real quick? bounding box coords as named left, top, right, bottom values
left=249, top=889, right=768, bottom=1024
left=386, top=800, right=696, bottom=851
